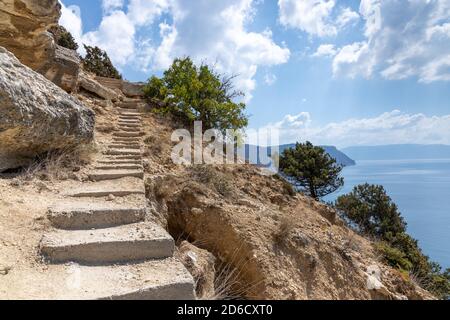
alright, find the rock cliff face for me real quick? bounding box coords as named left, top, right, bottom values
left=0, top=47, right=94, bottom=171
left=0, top=0, right=80, bottom=92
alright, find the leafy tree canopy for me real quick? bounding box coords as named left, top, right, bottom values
left=143, top=57, right=248, bottom=133
left=279, top=141, right=344, bottom=199
left=82, top=45, right=122, bottom=79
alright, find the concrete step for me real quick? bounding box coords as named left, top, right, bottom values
left=108, top=144, right=141, bottom=150
left=5, top=259, right=195, bottom=300
left=119, top=101, right=141, bottom=109
left=40, top=222, right=174, bottom=263
left=113, top=131, right=144, bottom=138
left=69, top=178, right=145, bottom=198
left=89, top=169, right=144, bottom=181
left=97, top=159, right=142, bottom=165
left=113, top=136, right=141, bottom=141
left=118, top=122, right=142, bottom=127
left=106, top=148, right=142, bottom=156
left=105, top=154, right=141, bottom=160
left=119, top=112, right=142, bottom=116
left=118, top=107, right=137, bottom=112
left=119, top=118, right=141, bottom=122
left=118, top=118, right=141, bottom=123
left=47, top=203, right=146, bottom=230
left=95, top=164, right=143, bottom=170
left=116, top=127, right=142, bottom=133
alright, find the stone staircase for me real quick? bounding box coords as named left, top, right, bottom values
left=38, top=99, right=195, bottom=300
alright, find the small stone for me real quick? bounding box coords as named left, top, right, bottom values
left=106, top=194, right=116, bottom=201
left=0, top=265, right=12, bottom=275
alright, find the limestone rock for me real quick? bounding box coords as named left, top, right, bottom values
left=39, top=45, right=81, bottom=93
left=0, top=47, right=95, bottom=171
left=79, top=72, right=120, bottom=101
left=0, top=0, right=80, bottom=92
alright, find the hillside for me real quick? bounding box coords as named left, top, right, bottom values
left=0, top=0, right=435, bottom=300
left=343, top=144, right=450, bottom=160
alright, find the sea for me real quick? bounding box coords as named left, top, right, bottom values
left=324, top=159, right=450, bottom=269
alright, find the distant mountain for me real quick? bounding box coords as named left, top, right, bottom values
left=278, top=144, right=356, bottom=167
left=242, top=144, right=356, bottom=167
left=342, top=144, right=450, bottom=160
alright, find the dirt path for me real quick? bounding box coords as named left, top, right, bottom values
left=0, top=100, right=195, bottom=300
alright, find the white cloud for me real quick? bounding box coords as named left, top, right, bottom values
left=264, top=73, right=277, bottom=85
left=262, top=110, right=450, bottom=147
left=59, top=0, right=289, bottom=99
left=278, top=0, right=337, bottom=37
left=333, top=0, right=450, bottom=83
left=82, top=10, right=135, bottom=66
left=312, top=44, right=337, bottom=57
left=336, top=7, right=359, bottom=28
left=102, top=0, right=124, bottom=13
left=59, top=3, right=83, bottom=45
left=127, top=0, right=171, bottom=26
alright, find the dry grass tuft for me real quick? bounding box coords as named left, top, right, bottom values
left=17, top=143, right=97, bottom=182
left=272, top=215, right=296, bottom=246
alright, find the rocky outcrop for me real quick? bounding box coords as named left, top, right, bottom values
left=79, top=72, right=120, bottom=101
left=0, top=47, right=94, bottom=171
left=39, top=45, right=81, bottom=93
left=0, top=0, right=80, bottom=92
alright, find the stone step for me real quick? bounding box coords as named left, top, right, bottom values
left=69, top=178, right=145, bottom=197
left=89, top=169, right=144, bottom=181
left=119, top=112, right=142, bottom=116
left=118, top=107, right=137, bottom=112
left=6, top=259, right=195, bottom=300
left=119, top=101, right=141, bottom=109
left=116, top=126, right=142, bottom=133
left=113, top=135, right=141, bottom=140
left=118, top=122, right=142, bottom=127
left=113, top=131, right=144, bottom=138
left=40, top=222, right=174, bottom=263
left=119, top=117, right=141, bottom=122
left=95, top=163, right=143, bottom=170
left=108, top=145, right=141, bottom=151
left=105, top=154, right=141, bottom=160
left=97, top=159, right=142, bottom=165
left=47, top=203, right=146, bottom=230
left=106, top=148, right=142, bottom=156
left=118, top=118, right=141, bottom=123
left=111, top=141, right=141, bottom=147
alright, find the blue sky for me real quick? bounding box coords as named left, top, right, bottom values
left=60, top=0, right=450, bottom=147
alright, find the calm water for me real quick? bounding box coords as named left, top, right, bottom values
left=324, top=159, right=450, bottom=269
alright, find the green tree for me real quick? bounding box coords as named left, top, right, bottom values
left=49, top=25, right=79, bottom=50
left=335, top=183, right=406, bottom=238
left=82, top=45, right=122, bottom=79
left=143, top=57, right=248, bottom=133
left=335, top=183, right=450, bottom=299
left=279, top=142, right=344, bottom=199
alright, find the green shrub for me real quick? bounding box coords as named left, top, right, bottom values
left=376, top=242, right=413, bottom=271
left=82, top=45, right=122, bottom=79
left=49, top=25, right=79, bottom=50
left=143, top=57, right=248, bottom=133
left=335, top=184, right=406, bottom=238
left=336, top=184, right=450, bottom=299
